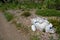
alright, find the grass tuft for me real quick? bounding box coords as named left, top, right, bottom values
left=4, top=12, right=14, bottom=21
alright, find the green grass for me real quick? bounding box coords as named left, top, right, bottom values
left=0, top=2, right=41, bottom=11
left=20, top=2, right=41, bottom=9
left=36, top=9, right=60, bottom=17
left=21, top=11, right=31, bottom=17
left=4, top=12, right=14, bottom=21
left=0, top=3, right=21, bottom=11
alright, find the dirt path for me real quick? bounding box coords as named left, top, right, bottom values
left=0, top=13, right=24, bottom=40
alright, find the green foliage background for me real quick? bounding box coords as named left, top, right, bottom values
left=0, top=0, right=60, bottom=10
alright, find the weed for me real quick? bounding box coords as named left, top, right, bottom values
left=4, top=12, right=14, bottom=21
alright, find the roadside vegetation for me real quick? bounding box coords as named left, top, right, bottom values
left=0, top=2, right=41, bottom=11
left=0, top=0, right=60, bottom=10
left=4, top=12, right=14, bottom=21
left=36, top=9, right=60, bottom=17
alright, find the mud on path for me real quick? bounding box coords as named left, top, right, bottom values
left=0, top=13, right=30, bottom=40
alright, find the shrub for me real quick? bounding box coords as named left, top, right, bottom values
left=21, top=11, right=31, bottom=17
left=4, top=12, right=14, bottom=21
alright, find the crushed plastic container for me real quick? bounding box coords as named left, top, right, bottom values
left=31, top=17, right=55, bottom=33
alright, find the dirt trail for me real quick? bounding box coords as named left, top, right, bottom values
left=0, top=13, right=24, bottom=40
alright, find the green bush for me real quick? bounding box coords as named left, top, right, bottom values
left=36, top=9, right=60, bottom=17
left=21, top=11, right=31, bottom=17
left=4, top=12, right=14, bottom=21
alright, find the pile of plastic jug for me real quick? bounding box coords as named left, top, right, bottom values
left=31, top=17, right=55, bottom=33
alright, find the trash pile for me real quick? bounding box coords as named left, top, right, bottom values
left=31, top=17, right=55, bottom=33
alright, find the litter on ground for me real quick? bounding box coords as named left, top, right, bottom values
left=31, top=17, right=55, bottom=33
